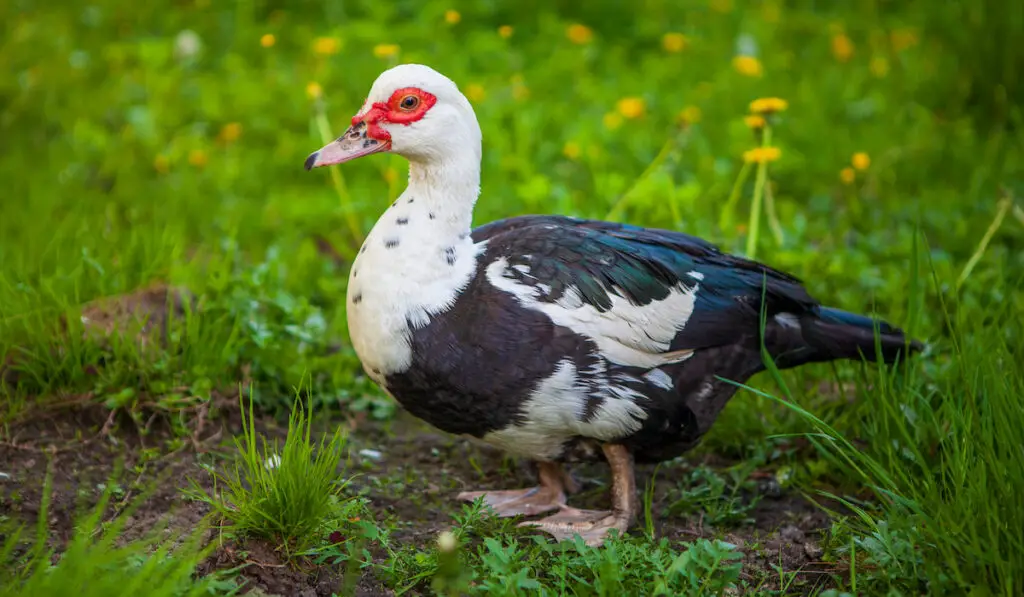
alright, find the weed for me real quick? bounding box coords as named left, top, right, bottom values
left=376, top=498, right=748, bottom=596
left=654, top=538, right=745, bottom=595
left=667, top=464, right=761, bottom=528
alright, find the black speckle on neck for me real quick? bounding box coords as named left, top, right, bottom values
left=458, top=232, right=469, bottom=240
left=444, top=246, right=457, bottom=266
left=397, top=217, right=409, bottom=225
left=407, top=198, right=415, bottom=204
left=353, top=268, right=359, bottom=278
left=359, top=245, right=367, bottom=254
left=429, top=212, right=436, bottom=220
left=385, top=238, right=400, bottom=249
left=390, top=200, right=398, bottom=208
left=352, top=292, right=363, bottom=304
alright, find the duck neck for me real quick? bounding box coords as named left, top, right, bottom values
left=352, top=149, right=482, bottom=292
left=402, top=150, right=481, bottom=239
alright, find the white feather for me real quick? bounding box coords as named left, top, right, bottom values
left=482, top=359, right=646, bottom=460
left=485, top=258, right=699, bottom=368
left=643, top=368, right=674, bottom=390
left=774, top=312, right=801, bottom=329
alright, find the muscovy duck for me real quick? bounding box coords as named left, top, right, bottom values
left=305, top=64, right=922, bottom=546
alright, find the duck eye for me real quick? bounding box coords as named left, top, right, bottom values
left=399, top=95, right=420, bottom=110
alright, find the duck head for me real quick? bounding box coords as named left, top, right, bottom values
left=304, top=64, right=482, bottom=170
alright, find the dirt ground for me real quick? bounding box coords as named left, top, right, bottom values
left=0, top=400, right=838, bottom=595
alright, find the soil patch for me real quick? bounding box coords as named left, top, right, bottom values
left=1, top=403, right=839, bottom=594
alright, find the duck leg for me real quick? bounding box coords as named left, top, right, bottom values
left=519, top=443, right=637, bottom=547
left=456, top=461, right=578, bottom=517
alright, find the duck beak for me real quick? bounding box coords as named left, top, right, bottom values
left=304, top=122, right=389, bottom=170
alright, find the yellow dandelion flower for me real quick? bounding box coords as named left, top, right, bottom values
left=567, top=23, right=593, bottom=45
left=465, top=83, right=486, bottom=103
left=306, top=81, right=323, bottom=99
left=831, top=33, right=854, bottom=62
left=188, top=149, right=207, bottom=168
left=661, top=32, right=688, bottom=53
left=749, top=97, right=788, bottom=115
left=732, top=55, right=763, bottom=77
left=891, top=28, right=919, bottom=52
left=444, top=9, right=461, bottom=25
left=870, top=55, right=890, bottom=78
left=616, top=97, right=645, bottom=119
left=710, top=0, right=733, bottom=13
left=313, top=36, right=341, bottom=56
left=742, top=146, right=781, bottom=164
left=744, top=114, right=766, bottom=129
left=563, top=141, right=581, bottom=160
left=260, top=33, right=275, bottom=48
left=839, top=167, right=856, bottom=184
left=218, top=122, right=242, bottom=143
left=498, top=25, right=513, bottom=39
left=153, top=154, right=170, bottom=174
left=852, top=152, right=870, bottom=170
left=603, top=112, right=623, bottom=130
left=383, top=168, right=399, bottom=184
left=678, top=105, right=702, bottom=124
left=373, top=44, right=400, bottom=58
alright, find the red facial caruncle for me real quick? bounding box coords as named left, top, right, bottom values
left=353, top=87, right=438, bottom=143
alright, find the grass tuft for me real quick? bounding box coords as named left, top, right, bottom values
left=185, top=389, right=357, bottom=558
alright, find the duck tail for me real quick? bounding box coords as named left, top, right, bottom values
left=797, top=306, right=923, bottom=366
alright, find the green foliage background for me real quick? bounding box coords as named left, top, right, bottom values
left=3, top=0, right=1020, bottom=406
left=1, top=0, right=1023, bottom=593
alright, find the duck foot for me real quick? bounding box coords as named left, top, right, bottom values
left=518, top=506, right=630, bottom=546
left=520, top=444, right=637, bottom=547
left=456, top=461, right=575, bottom=517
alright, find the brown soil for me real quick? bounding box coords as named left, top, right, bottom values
left=0, top=401, right=840, bottom=596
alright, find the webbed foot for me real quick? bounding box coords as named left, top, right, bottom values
left=518, top=444, right=637, bottom=547
left=456, top=461, right=576, bottom=517
left=518, top=506, right=631, bottom=546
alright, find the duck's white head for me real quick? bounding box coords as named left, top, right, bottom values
left=305, top=64, right=482, bottom=170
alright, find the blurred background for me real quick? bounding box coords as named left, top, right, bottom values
left=1, top=0, right=1022, bottom=414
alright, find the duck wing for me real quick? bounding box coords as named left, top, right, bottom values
left=473, top=215, right=816, bottom=367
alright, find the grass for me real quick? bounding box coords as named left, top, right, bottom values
left=1, top=0, right=1023, bottom=594
left=185, top=390, right=360, bottom=558
left=1, top=465, right=237, bottom=597
left=754, top=299, right=1024, bottom=592
left=371, top=500, right=747, bottom=596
